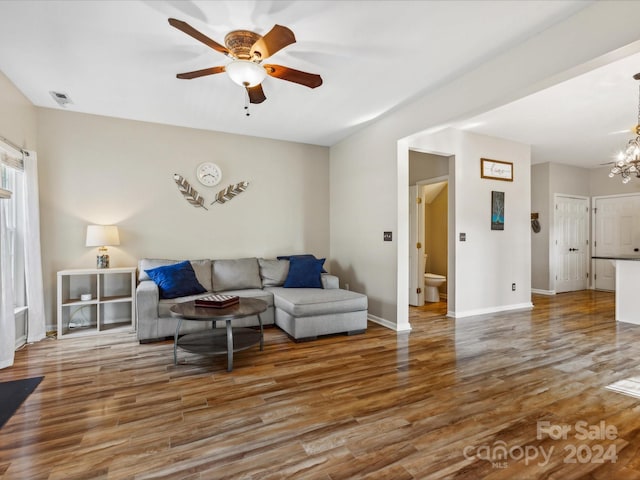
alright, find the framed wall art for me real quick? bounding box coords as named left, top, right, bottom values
left=491, top=191, right=505, bottom=231
left=481, top=158, right=513, bottom=181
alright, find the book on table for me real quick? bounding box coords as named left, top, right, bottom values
left=195, top=294, right=240, bottom=308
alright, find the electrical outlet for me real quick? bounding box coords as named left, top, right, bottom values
left=512, top=283, right=516, bottom=291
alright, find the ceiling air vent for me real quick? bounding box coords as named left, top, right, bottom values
left=49, top=91, right=73, bottom=107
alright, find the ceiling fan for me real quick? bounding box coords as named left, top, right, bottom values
left=168, top=18, right=323, bottom=105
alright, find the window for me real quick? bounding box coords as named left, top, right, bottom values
left=0, top=159, right=11, bottom=198
left=1, top=156, right=27, bottom=344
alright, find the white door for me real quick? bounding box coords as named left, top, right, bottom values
left=408, top=186, right=425, bottom=306
left=554, top=195, right=589, bottom=293
left=593, top=194, right=640, bottom=290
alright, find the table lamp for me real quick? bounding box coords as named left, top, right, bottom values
left=86, top=225, right=120, bottom=268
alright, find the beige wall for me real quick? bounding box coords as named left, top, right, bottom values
left=0, top=71, right=36, bottom=150
left=549, top=162, right=590, bottom=199
left=36, top=108, right=330, bottom=328
left=531, top=163, right=550, bottom=290
left=590, top=165, right=640, bottom=196
left=408, top=150, right=448, bottom=184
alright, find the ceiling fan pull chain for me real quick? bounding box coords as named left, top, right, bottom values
left=244, top=89, right=251, bottom=116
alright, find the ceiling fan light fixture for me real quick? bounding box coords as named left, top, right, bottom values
left=169, top=19, right=322, bottom=106
left=225, top=60, right=266, bottom=87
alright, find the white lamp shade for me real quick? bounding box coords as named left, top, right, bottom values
left=86, top=225, right=120, bottom=247
left=225, top=60, right=267, bottom=87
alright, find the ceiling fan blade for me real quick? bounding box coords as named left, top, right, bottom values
left=250, top=25, right=295, bottom=60
left=264, top=64, right=323, bottom=89
left=168, top=18, right=230, bottom=56
left=246, top=84, right=266, bottom=104
left=176, top=66, right=226, bottom=79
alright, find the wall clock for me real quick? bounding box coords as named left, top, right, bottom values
left=175, top=164, right=249, bottom=209
left=196, top=162, right=222, bottom=186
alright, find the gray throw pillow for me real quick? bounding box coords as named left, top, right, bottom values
left=258, top=258, right=290, bottom=287
left=189, top=259, right=213, bottom=291
left=212, top=258, right=262, bottom=291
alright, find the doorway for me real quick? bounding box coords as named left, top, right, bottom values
left=409, top=180, right=448, bottom=306
left=408, top=149, right=450, bottom=311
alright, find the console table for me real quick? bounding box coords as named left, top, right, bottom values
left=170, top=298, right=267, bottom=371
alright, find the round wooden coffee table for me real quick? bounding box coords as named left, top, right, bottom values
left=169, top=297, right=268, bottom=371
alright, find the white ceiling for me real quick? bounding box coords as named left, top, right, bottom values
left=2, top=0, right=632, bottom=168
left=455, top=50, right=640, bottom=168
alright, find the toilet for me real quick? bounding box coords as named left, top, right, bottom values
left=424, top=273, right=446, bottom=302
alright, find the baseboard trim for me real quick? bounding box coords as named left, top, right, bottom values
left=14, top=334, right=26, bottom=349
left=531, top=289, right=556, bottom=295
left=368, top=314, right=412, bottom=332
left=451, top=302, right=534, bottom=319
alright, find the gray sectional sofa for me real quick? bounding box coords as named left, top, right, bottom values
left=136, top=257, right=368, bottom=342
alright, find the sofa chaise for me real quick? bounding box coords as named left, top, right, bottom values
left=136, top=256, right=368, bottom=342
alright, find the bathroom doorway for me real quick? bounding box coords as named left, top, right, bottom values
left=419, top=179, right=448, bottom=304
left=408, top=149, right=450, bottom=311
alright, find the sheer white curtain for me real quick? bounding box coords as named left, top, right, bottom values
left=0, top=144, right=45, bottom=369
left=0, top=197, right=16, bottom=368
left=23, top=151, right=45, bottom=343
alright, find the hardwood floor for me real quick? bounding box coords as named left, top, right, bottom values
left=2, top=291, right=640, bottom=479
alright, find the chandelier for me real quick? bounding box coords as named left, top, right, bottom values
left=609, top=73, right=640, bottom=184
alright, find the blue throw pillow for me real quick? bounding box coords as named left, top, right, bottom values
left=283, top=256, right=325, bottom=288
left=144, top=261, right=207, bottom=299
left=277, top=254, right=327, bottom=273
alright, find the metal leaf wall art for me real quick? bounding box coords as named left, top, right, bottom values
left=173, top=174, right=208, bottom=210
left=211, top=181, right=250, bottom=205
left=173, top=174, right=250, bottom=210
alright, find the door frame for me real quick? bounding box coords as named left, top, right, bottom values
left=551, top=193, right=590, bottom=293
left=408, top=185, right=424, bottom=306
